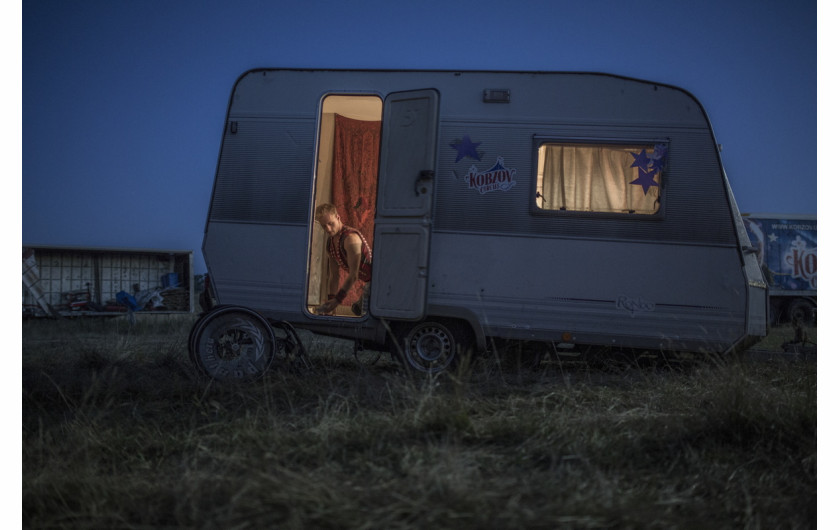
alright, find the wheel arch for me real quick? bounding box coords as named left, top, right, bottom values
left=425, top=304, right=486, bottom=352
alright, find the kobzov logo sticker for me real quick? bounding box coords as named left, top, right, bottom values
left=464, top=156, right=517, bottom=195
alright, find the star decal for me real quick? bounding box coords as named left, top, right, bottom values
left=652, top=144, right=668, bottom=171
left=450, top=135, right=482, bottom=162
left=630, top=168, right=659, bottom=195
left=768, top=233, right=778, bottom=243
left=629, top=146, right=667, bottom=195
left=630, top=149, right=652, bottom=170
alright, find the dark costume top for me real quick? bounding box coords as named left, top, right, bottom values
left=327, top=226, right=372, bottom=283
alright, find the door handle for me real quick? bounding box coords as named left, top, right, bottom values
left=415, top=170, right=434, bottom=196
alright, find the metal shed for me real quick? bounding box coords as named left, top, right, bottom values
left=23, top=245, right=194, bottom=317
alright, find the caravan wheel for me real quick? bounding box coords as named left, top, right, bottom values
left=189, top=306, right=276, bottom=382
left=399, top=320, right=470, bottom=374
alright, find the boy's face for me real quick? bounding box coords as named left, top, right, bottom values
left=317, top=213, right=341, bottom=237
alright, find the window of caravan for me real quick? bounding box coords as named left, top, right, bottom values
left=535, top=142, right=666, bottom=215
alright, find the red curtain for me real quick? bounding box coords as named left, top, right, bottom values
left=331, top=114, right=381, bottom=303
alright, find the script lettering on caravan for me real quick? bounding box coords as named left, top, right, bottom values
left=464, top=156, right=517, bottom=195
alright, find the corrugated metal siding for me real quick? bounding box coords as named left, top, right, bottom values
left=434, top=122, right=735, bottom=246
left=201, top=222, right=308, bottom=312
left=209, top=117, right=315, bottom=225
left=664, top=132, right=734, bottom=244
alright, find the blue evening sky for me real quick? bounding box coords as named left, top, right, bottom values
left=22, top=0, right=817, bottom=273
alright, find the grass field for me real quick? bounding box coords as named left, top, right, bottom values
left=22, top=316, right=817, bottom=528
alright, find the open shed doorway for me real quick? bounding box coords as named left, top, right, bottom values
left=307, top=94, right=383, bottom=317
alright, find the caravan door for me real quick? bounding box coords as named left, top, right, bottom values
left=369, top=89, right=440, bottom=319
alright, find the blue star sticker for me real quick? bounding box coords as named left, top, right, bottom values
left=631, top=168, right=659, bottom=195
left=630, top=149, right=652, bottom=170
left=450, top=135, right=482, bottom=162
left=652, top=144, right=668, bottom=171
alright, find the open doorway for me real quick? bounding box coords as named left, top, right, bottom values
left=307, top=94, right=383, bottom=317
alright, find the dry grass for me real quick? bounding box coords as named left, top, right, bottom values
left=22, top=317, right=816, bottom=528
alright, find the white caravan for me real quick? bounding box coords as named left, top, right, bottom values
left=190, top=68, right=768, bottom=380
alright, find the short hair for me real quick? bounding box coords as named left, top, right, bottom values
left=315, top=203, right=337, bottom=218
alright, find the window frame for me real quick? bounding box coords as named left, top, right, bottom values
left=530, top=135, right=669, bottom=220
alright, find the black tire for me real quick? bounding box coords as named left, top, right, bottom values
left=395, top=319, right=472, bottom=374
left=189, top=306, right=276, bottom=382
left=787, top=298, right=816, bottom=326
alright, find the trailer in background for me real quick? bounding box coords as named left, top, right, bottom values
left=22, top=245, right=194, bottom=318
left=741, top=214, right=816, bottom=325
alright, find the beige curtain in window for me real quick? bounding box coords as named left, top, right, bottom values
left=541, top=145, right=659, bottom=214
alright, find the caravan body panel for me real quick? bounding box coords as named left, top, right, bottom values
left=202, top=69, right=766, bottom=354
